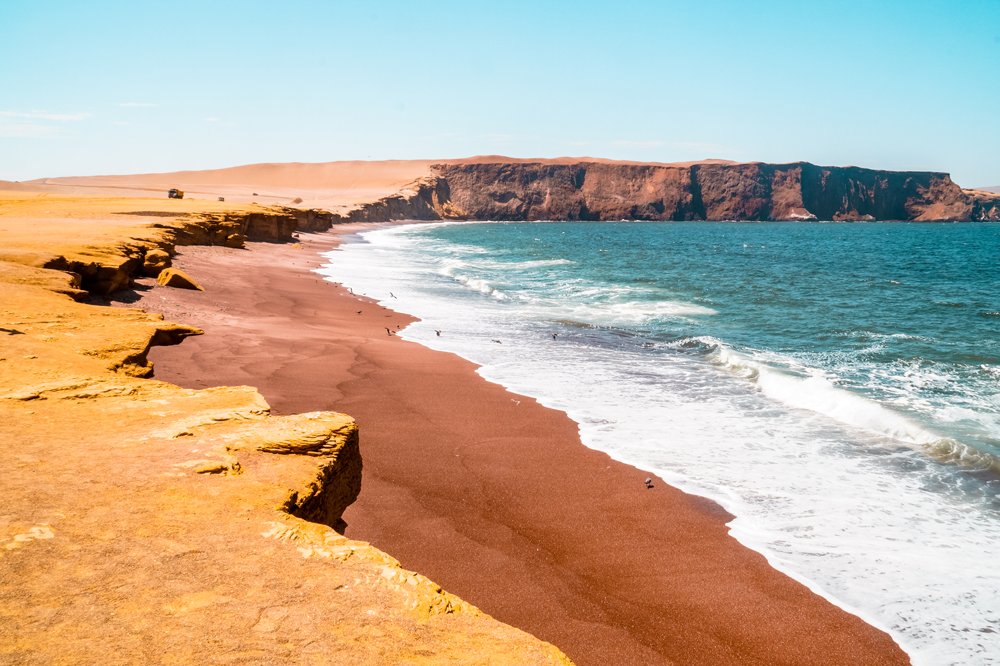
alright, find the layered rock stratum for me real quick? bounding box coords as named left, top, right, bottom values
left=15, top=157, right=998, bottom=223
left=368, top=161, right=1000, bottom=223
left=0, top=192, right=573, bottom=665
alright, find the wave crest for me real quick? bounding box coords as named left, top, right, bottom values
left=705, top=340, right=1000, bottom=474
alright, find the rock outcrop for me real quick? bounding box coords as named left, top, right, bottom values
left=142, top=248, right=171, bottom=277
left=0, top=191, right=574, bottom=666
left=325, top=161, right=1000, bottom=223
left=0, top=194, right=305, bottom=295
left=329, top=177, right=463, bottom=223
left=157, top=266, right=204, bottom=290
left=278, top=206, right=337, bottom=232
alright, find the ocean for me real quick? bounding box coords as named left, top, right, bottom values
left=317, top=221, right=1000, bottom=666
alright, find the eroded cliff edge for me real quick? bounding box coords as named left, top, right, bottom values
left=0, top=192, right=573, bottom=666
left=330, top=161, right=1000, bottom=223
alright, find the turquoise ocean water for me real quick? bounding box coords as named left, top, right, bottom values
left=318, top=221, right=1000, bottom=665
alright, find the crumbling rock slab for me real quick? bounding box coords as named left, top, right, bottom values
left=157, top=266, right=204, bottom=291
left=142, top=248, right=171, bottom=277
left=0, top=261, right=88, bottom=301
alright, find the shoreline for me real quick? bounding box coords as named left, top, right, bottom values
left=131, top=224, right=911, bottom=666
left=316, top=221, right=917, bottom=657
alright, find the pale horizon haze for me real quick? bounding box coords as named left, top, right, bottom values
left=3, top=0, right=999, bottom=187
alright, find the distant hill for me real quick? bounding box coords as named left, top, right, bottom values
left=974, top=186, right=1000, bottom=194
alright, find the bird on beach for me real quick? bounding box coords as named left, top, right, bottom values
left=357, top=311, right=362, bottom=314
left=645, top=477, right=653, bottom=488
left=385, top=327, right=393, bottom=336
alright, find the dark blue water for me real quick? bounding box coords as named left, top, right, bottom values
left=430, top=221, right=1000, bottom=459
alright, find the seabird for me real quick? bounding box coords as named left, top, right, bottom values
left=491, top=339, right=502, bottom=344
left=357, top=311, right=362, bottom=314
left=435, top=330, right=441, bottom=336
left=645, top=477, right=653, bottom=488
left=390, top=292, right=397, bottom=298
left=552, top=333, right=558, bottom=339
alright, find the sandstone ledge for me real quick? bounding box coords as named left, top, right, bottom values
left=0, top=192, right=573, bottom=665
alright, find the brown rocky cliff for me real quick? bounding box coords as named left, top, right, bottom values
left=278, top=206, right=337, bottom=232
left=797, top=163, right=969, bottom=221
left=345, top=161, right=999, bottom=222
left=329, top=177, right=461, bottom=223
left=965, top=188, right=1000, bottom=221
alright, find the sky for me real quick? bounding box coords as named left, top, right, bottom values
left=3, top=0, right=999, bottom=186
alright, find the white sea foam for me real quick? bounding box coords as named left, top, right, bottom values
left=710, top=341, right=942, bottom=445
left=317, top=223, right=1000, bottom=666
left=706, top=341, right=1000, bottom=474
left=516, top=298, right=717, bottom=325
left=453, top=273, right=507, bottom=299
left=440, top=259, right=507, bottom=298
left=482, top=258, right=577, bottom=269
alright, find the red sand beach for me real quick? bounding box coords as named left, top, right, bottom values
left=120, top=225, right=910, bottom=666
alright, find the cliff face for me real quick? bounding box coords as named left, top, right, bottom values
left=327, top=177, right=462, bottom=224
left=279, top=206, right=336, bottom=232
left=343, top=162, right=1000, bottom=223
left=0, top=195, right=308, bottom=295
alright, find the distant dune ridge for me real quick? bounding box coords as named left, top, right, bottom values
left=7, top=156, right=1000, bottom=222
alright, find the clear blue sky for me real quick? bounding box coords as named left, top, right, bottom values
left=3, top=0, right=999, bottom=186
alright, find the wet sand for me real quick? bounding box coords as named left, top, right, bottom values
left=129, top=226, right=910, bottom=666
